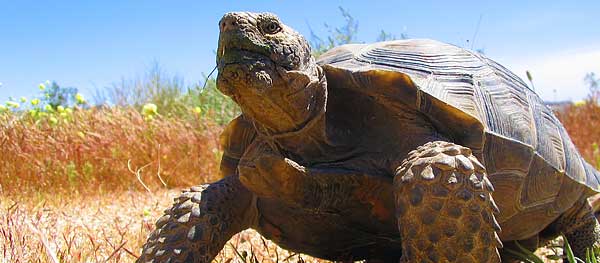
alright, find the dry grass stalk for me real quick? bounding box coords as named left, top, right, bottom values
left=0, top=189, right=328, bottom=263
left=0, top=106, right=223, bottom=196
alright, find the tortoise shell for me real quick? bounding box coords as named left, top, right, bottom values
left=317, top=39, right=600, bottom=240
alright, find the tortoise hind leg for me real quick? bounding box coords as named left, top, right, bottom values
left=545, top=197, right=600, bottom=259
left=566, top=217, right=600, bottom=259
left=394, top=141, right=502, bottom=263
left=137, top=176, right=258, bottom=263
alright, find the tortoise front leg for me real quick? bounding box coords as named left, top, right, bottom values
left=245, top=154, right=394, bottom=212
left=137, top=175, right=258, bottom=263
left=394, top=141, right=502, bottom=262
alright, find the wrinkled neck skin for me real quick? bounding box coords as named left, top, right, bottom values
left=250, top=64, right=336, bottom=164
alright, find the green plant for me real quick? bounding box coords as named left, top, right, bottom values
left=41, top=81, right=81, bottom=109
left=308, top=7, right=408, bottom=58
left=309, top=7, right=359, bottom=57
left=186, top=77, right=240, bottom=125
left=505, top=235, right=599, bottom=263
left=376, top=30, right=401, bottom=42
left=93, top=63, right=240, bottom=125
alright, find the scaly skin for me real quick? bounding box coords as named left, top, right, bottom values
left=394, top=141, right=502, bottom=262
left=251, top=153, right=395, bottom=213
left=543, top=197, right=600, bottom=259
left=565, top=215, right=600, bottom=259
left=136, top=176, right=257, bottom=263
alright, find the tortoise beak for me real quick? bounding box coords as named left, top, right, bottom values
left=217, top=12, right=249, bottom=65
left=216, top=12, right=273, bottom=67
left=216, top=13, right=243, bottom=63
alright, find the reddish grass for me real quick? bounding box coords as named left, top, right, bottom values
left=556, top=100, right=600, bottom=168
left=0, top=107, right=223, bottom=197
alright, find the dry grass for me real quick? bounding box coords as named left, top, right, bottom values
left=0, top=189, right=326, bottom=263
left=0, top=107, right=223, bottom=196
left=556, top=100, right=600, bottom=168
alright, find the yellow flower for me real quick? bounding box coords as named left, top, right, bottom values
left=142, top=103, right=158, bottom=117
left=65, top=108, right=73, bottom=114
left=0, top=105, right=7, bottom=112
left=77, top=131, right=85, bottom=139
left=75, top=93, right=86, bottom=104
left=57, top=105, right=65, bottom=113
left=49, top=117, right=58, bottom=125
left=44, top=104, right=54, bottom=112
left=31, top=98, right=40, bottom=106
left=574, top=100, right=586, bottom=107
left=193, top=106, right=202, bottom=114
left=20, top=97, right=27, bottom=103
left=39, top=83, right=46, bottom=91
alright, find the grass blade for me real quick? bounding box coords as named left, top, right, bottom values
left=504, top=247, right=541, bottom=263
left=229, top=243, right=247, bottom=263
left=564, top=235, right=577, bottom=263
left=588, top=248, right=592, bottom=263
left=513, top=241, right=545, bottom=263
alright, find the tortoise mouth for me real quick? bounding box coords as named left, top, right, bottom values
left=216, top=28, right=275, bottom=66
left=217, top=47, right=273, bottom=69
left=215, top=46, right=279, bottom=100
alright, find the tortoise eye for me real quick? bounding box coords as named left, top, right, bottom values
left=262, top=21, right=281, bottom=34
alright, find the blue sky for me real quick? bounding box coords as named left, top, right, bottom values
left=1, top=1, right=599, bottom=102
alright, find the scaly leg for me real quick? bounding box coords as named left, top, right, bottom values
left=394, top=141, right=502, bottom=262
left=137, top=176, right=258, bottom=263
left=552, top=197, right=600, bottom=259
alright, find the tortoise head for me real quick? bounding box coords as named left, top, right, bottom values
left=216, top=12, right=326, bottom=134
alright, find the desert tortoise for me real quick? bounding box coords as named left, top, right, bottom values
left=137, top=12, right=600, bottom=262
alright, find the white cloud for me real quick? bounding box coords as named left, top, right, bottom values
left=501, top=48, right=600, bottom=102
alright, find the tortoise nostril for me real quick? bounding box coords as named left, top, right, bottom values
left=220, top=15, right=241, bottom=32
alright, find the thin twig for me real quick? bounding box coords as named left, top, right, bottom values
left=127, top=159, right=153, bottom=192
left=156, top=144, right=167, bottom=187
left=122, top=245, right=140, bottom=259
left=26, top=221, right=59, bottom=263
left=202, top=65, right=218, bottom=90
left=470, top=14, right=483, bottom=50
left=104, top=241, right=127, bottom=262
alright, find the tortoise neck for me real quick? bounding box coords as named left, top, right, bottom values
left=252, top=73, right=332, bottom=162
